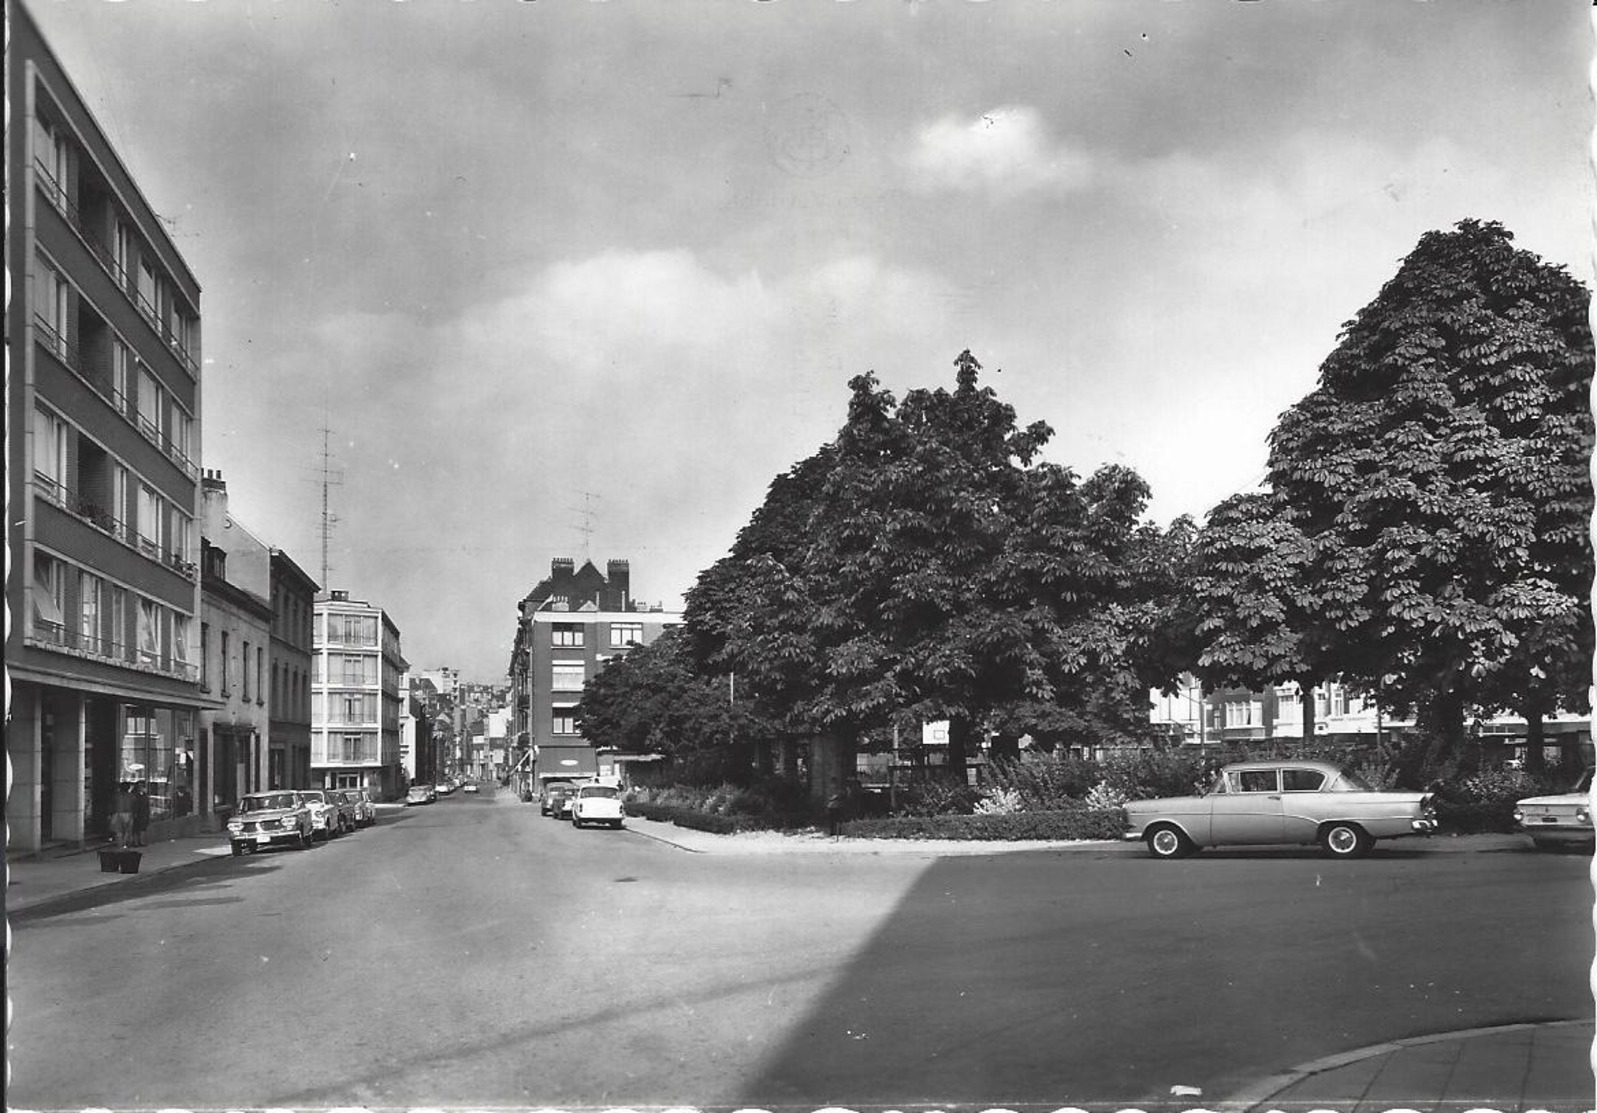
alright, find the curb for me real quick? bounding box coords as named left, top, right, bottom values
left=1221, top=1018, right=1594, bottom=1110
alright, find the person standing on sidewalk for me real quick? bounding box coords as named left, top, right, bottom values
left=110, top=782, right=135, bottom=848
left=131, top=781, right=151, bottom=847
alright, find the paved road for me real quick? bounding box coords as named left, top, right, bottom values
left=8, top=788, right=1590, bottom=1109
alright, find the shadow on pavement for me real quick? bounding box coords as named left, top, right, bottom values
left=10, top=853, right=288, bottom=924
left=732, top=843, right=1593, bottom=1108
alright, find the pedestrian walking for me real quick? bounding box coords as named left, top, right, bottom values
left=109, top=782, right=135, bottom=848
left=131, top=781, right=151, bottom=847
left=826, top=781, right=845, bottom=838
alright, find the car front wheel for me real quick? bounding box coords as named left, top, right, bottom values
left=1146, top=824, right=1193, bottom=860
left=1320, top=822, right=1371, bottom=858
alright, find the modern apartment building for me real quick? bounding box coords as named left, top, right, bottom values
left=8, top=6, right=212, bottom=851
left=508, top=558, right=681, bottom=788
left=313, top=590, right=408, bottom=798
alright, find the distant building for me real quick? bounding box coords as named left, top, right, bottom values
left=197, top=537, right=272, bottom=813
left=268, top=548, right=318, bottom=789
left=312, top=590, right=408, bottom=798
left=507, top=558, right=681, bottom=789
left=8, top=5, right=211, bottom=850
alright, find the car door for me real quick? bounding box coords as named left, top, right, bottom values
left=1209, top=768, right=1284, bottom=845
left=1279, top=766, right=1329, bottom=842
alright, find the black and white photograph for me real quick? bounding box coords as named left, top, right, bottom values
left=6, top=1, right=1594, bottom=1110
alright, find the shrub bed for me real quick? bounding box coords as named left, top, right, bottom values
left=841, top=808, right=1128, bottom=842
left=1435, top=799, right=1518, bottom=835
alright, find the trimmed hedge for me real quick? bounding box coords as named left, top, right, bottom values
left=841, top=808, right=1128, bottom=842
left=625, top=801, right=756, bottom=834
left=1435, top=799, right=1518, bottom=835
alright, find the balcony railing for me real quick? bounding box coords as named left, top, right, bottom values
left=32, top=325, right=199, bottom=482
left=36, top=163, right=199, bottom=382
left=27, top=614, right=194, bottom=681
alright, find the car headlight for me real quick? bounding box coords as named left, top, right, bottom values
left=227, top=821, right=242, bottom=832
left=1512, top=807, right=1524, bottom=824
left=1577, top=807, right=1591, bottom=825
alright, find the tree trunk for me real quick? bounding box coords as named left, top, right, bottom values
left=988, top=732, right=1021, bottom=763
left=1525, top=706, right=1546, bottom=774
left=946, top=718, right=972, bottom=785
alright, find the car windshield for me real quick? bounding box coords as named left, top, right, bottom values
left=580, top=786, right=619, bottom=799
left=240, top=793, right=298, bottom=813
left=301, top=792, right=327, bottom=803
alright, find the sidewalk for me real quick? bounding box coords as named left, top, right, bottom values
left=1224, top=1018, right=1595, bottom=1112
left=4, top=803, right=411, bottom=915
left=11, top=802, right=1593, bottom=1111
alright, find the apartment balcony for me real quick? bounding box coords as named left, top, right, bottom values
left=32, top=316, right=200, bottom=483
left=26, top=615, right=197, bottom=682
left=34, top=162, right=200, bottom=379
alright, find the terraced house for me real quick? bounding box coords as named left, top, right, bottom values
left=8, top=4, right=215, bottom=852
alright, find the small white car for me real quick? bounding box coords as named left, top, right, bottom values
left=1514, top=771, right=1593, bottom=853
left=462, top=782, right=480, bottom=794
left=570, top=783, right=625, bottom=829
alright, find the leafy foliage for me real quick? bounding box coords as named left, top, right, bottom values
left=686, top=351, right=1186, bottom=776
left=1259, top=220, right=1593, bottom=750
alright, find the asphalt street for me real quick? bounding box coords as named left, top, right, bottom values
left=7, top=785, right=1591, bottom=1109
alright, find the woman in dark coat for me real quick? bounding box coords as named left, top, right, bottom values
left=131, top=781, right=151, bottom=847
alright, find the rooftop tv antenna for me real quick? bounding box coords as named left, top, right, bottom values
left=318, top=422, right=344, bottom=587
left=570, top=492, right=600, bottom=561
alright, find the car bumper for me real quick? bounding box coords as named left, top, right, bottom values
left=1411, top=818, right=1438, bottom=834
left=1518, top=824, right=1594, bottom=844
left=229, top=829, right=301, bottom=846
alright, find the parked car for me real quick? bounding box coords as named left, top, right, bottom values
left=541, top=781, right=578, bottom=817
left=434, top=782, right=454, bottom=796
left=406, top=784, right=436, bottom=806
left=323, top=788, right=360, bottom=834
left=1514, top=771, right=1593, bottom=852
left=226, top=791, right=314, bottom=855
left=462, top=782, right=480, bottom=794
left=297, top=789, right=346, bottom=839
left=348, top=786, right=378, bottom=827
left=570, top=783, right=625, bottom=829
left=1122, top=760, right=1438, bottom=859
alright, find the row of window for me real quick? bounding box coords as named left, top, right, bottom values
left=202, top=626, right=267, bottom=704
left=321, top=612, right=380, bottom=647
left=313, top=653, right=382, bottom=686
left=549, top=622, right=645, bottom=648
left=311, top=731, right=385, bottom=766
left=31, top=551, right=193, bottom=678
left=32, top=110, right=200, bottom=373
left=36, top=252, right=197, bottom=472
left=34, top=402, right=196, bottom=576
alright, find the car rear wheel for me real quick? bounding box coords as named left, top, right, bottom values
left=1320, top=822, right=1371, bottom=858
left=1146, top=824, right=1193, bottom=859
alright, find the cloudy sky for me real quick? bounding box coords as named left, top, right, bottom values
left=30, top=0, right=1592, bottom=681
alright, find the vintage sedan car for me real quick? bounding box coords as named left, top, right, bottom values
left=570, top=783, right=625, bottom=828
left=297, top=789, right=348, bottom=839
left=540, top=781, right=578, bottom=817
left=1123, top=760, right=1437, bottom=859
left=406, top=783, right=436, bottom=806
left=226, top=791, right=314, bottom=855
left=348, top=786, right=379, bottom=827
left=461, top=781, right=480, bottom=794
left=1514, top=771, right=1593, bottom=852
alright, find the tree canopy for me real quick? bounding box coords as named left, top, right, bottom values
left=685, top=351, right=1186, bottom=777
left=1262, top=219, right=1593, bottom=750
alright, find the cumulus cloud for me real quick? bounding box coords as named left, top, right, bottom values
left=901, top=105, right=1097, bottom=198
